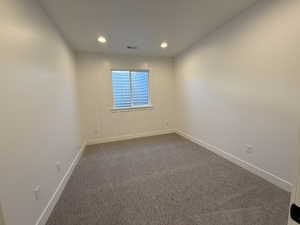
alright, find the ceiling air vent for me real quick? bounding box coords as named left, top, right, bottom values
left=127, top=45, right=137, bottom=50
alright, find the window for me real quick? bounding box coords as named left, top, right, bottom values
left=112, top=70, right=150, bottom=109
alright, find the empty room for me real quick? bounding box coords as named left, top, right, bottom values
left=1, top=0, right=300, bottom=225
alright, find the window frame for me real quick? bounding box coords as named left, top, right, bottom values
left=111, top=69, right=152, bottom=111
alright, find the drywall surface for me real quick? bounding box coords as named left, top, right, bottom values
left=175, top=0, right=300, bottom=186
left=0, top=1, right=82, bottom=225
left=76, top=53, right=175, bottom=142
left=0, top=204, right=5, bottom=225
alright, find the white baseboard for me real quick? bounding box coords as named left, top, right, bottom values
left=87, top=129, right=175, bottom=145
left=35, top=141, right=86, bottom=225
left=176, top=130, right=292, bottom=192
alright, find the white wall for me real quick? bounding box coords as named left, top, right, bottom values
left=0, top=204, right=5, bottom=225
left=0, top=1, right=82, bottom=225
left=175, top=0, right=300, bottom=189
left=76, top=53, right=175, bottom=143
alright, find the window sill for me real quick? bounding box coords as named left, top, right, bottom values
left=111, top=105, right=153, bottom=112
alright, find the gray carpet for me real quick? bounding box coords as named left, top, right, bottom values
left=46, top=134, right=290, bottom=225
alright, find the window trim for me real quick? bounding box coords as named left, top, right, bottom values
left=110, top=69, right=152, bottom=110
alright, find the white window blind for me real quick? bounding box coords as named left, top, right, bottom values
left=112, top=70, right=149, bottom=109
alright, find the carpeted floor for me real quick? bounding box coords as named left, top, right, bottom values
left=46, top=134, right=290, bottom=225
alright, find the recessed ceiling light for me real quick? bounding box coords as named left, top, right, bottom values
left=161, top=42, right=168, bottom=48
left=97, top=36, right=107, bottom=43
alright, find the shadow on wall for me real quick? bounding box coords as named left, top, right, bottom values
left=0, top=204, right=5, bottom=225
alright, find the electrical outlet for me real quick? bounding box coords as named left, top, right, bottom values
left=56, top=161, right=61, bottom=172
left=33, top=186, right=40, bottom=200
left=245, top=145, right=253, bottom=154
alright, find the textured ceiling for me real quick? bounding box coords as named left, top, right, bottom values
left=39, top=0, right=258, bottom=56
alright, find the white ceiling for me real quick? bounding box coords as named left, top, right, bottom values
left=39, top=0, right=258, bottom=57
